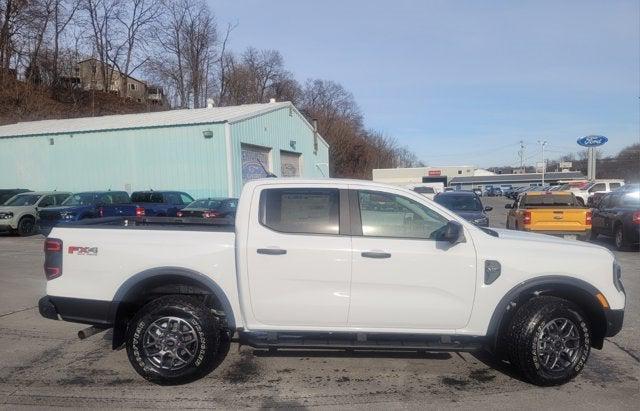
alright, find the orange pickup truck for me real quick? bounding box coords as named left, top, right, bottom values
left=505, top=191, right=591, bottom=240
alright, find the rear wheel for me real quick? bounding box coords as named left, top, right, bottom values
left=126, top=295, right=223, bottom=385
left=614, top=224, right=627, bottom=251
left=506, top=296, right=590, bottom=386
left=17, top=216, right=35, bottom=236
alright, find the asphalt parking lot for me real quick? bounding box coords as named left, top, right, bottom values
left=0, top=196, right=638, bottom=409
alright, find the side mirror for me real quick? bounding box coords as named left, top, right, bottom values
left=484, top=206, right=493, bottom=211
left=440, top=221, right=464, bottom=244
left=504, top=204, right=512, bottom=209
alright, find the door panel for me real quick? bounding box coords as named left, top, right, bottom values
left=347, top=189, right=477, bottom=330
left=246, top=187, right=351, bottom=327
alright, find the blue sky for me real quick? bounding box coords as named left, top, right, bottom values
left=212, top=0, right=639, bottom=167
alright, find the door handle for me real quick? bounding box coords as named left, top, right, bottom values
left=257, top=248, right=287, bottom=255
left=361, top=251, right=391, bottom=259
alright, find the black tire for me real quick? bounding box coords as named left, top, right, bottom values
left=506, top=296, right=591, bottom=386
left=17, top=216, right=36, bottom=236
left=614, top=224, right=628, bottom=251
left=126, top=295, right=222, bottom=385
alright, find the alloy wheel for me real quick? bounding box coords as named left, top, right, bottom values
left=536, top=317, right=581, bottom=372
left=143, top=316, right=199, bottom=371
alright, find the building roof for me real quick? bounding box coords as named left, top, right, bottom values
left=0, top=102, right=294, bottom=138
left=449, top=172, right=585, bottom=184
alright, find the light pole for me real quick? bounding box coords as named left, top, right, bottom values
left=537, top=140, right=548, bottom=185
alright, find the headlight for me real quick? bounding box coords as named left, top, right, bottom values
left=613, top=261, right=624, bottom=293
left=0, top=212, right=13, bottom=219
left=61, top=212, right=76, bottom=220
left=473, top=217, right=489, bottom=225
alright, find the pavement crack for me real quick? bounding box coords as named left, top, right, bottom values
left=0, top=306, right=36, bottom=318
left=606, top=338, right=640, bottom=363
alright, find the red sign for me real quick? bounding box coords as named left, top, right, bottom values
left=428, top=170, right=441, bottom=176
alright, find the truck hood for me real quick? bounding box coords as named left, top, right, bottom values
left=455, top=210, right=487, bottom=221
left=491, top=228, right=605, bottom=250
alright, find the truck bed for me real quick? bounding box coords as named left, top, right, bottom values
left=55, top=216, right=235, bottom=232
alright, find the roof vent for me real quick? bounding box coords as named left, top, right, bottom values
left=206, top=98, right=215, bottom=108
left=269, top=98, right=276, bottom=103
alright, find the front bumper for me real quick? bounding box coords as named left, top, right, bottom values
left=604, top=309, right=624, bottom=337
left=0, top=224, right=14, bottom=232
left=39, top=296, right=115, bottom=326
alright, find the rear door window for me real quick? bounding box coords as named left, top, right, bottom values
left=180, top=193, right=194, bottom=205
left=260, top=188, right=340, bottom=235
left=131, top=192, right=164, bottom=203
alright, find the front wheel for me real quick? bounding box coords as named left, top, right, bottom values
left=614, top=225, right=628, bottom=251
left=506, top=296, right=591, bottom=386
left=126, top=295, right=223, bottom=385
left=17, top=216, right=36, bottom=236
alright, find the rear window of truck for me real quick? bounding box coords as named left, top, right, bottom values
left=131, top=192, right=164, bottom=203
left=260, top=188, right=340, bottom=235
left=522, top=194, right=581, bottom=208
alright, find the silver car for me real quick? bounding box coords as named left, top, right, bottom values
left=0, top=191, right=71, bottom=236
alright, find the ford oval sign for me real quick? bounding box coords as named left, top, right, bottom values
left=577, top=135, right=608, bottom=147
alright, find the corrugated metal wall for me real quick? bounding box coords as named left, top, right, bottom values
left=229, top=106, right=330, bottom=195
left=0, top=106, right=330, bottom=199
left=0, top=124, right=230, bottom=198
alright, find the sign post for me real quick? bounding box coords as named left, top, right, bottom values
left=577, top=135, right=608, bottom=180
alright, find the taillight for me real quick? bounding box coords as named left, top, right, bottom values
left=176, top=211, right=183, bottom=217
left=586, top=210, right=592, bottom=226
left=135, top=206, right=145, bottom=216
left=98, top=207, right=104, bottom=217
left=633, top=211, right=640, bottom=225
left=203, top=211, right=220, bottom=218
left=44, top=238, right=63, bottom=280
left=523, top=211, right=531, bottom=225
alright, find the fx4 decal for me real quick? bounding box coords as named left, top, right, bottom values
left=68, top=246, right=98, bottom=256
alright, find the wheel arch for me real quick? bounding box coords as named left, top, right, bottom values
left=487, top=276, right=608, bottom=351
left=109, top=267, right=236, bottom=349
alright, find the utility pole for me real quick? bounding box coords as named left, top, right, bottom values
left=537, top=140, right=548, bottom=185
left=518, top=140, right=525, bottom=171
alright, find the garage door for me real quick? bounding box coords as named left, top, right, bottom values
left=280, top=151, right=301, bottom=177
left=242, top=144, right=271, bottom=182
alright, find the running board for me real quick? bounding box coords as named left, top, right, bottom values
left=238, top=331, right=484, bottom=352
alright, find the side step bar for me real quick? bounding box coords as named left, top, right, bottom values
left=238, top=331, right=484, bottom=352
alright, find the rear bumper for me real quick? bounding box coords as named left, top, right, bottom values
left=524, top=229, right=591, bottom=239
left=605, top=309, right=624, bottom=337
left=39, top=296, right=115, bottom=326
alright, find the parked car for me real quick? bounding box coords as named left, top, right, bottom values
left=485, top=187, right=503, bottom=197
left=0, top=191, right=71, bottom=235
left=37, top=191, right=131, bottom=233
left=590, top=184, right=639, bottom=250
left=125, top=191, right=195, bottom=217
left=39, top=179, right=625, bottom=386
left=434, top=190, right=492, bottom=227
left=472, top=188, right=483, bottom=197
left=571, top=180, right=625, bottom=206
left=505, top=191, right=591, bottom=240
left=0, top=189, right=31, bottom=205
left=176, top=198, right=238, bottom=223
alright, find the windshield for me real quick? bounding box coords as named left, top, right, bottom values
left=413, top=187, right=435, bottom=194
left=435, top=194, right=483, bottom=211
left=4, top=194, right=41, bottom=206
left=62, top=193, right=99, bottom=206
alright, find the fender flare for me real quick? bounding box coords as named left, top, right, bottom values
left=486, top=275, right=606, bottom=349
left=108, top=267, right=237, bottom=349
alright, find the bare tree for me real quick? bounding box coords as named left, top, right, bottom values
left=82, top=0, right=122, bottom=91
left=51, top=0, right=80, bottom=84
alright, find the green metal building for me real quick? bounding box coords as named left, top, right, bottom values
left=0, top=102, right=330, bottom=198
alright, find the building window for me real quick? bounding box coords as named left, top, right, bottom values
left=137, top=98, right=142, bottom=103
left=458, top=170, right=462, bottom=174
left=129, top=83, right=136, bottom=91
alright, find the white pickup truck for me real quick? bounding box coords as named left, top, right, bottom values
left=39, top=179, right=625, bottom=386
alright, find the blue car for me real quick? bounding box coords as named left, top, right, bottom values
left=37, top=191, right=130, bottom=233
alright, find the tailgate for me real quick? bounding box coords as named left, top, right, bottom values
left=528, top=208, right=589, bottom=232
